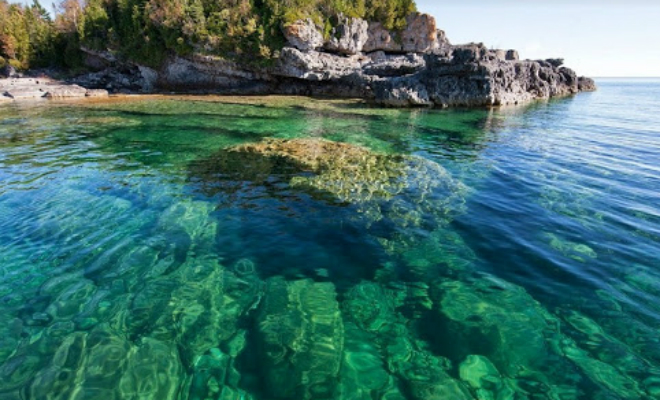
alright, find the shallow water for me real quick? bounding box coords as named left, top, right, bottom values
left=0, top=81, right=659, bottom=400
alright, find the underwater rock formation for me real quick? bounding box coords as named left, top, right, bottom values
left=256, top=278, right=344, bottom=399
left=431, top=275, right=658, bottom=399
left=198, top=138, right=467, bottom=222
left=343, top=282, right=474, bottom=400
left=193, top=137, right=470, bottom=282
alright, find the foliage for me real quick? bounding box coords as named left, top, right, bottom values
left=0, top=0, right=417, bottom=70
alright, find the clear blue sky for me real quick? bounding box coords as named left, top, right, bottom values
left=13, top=1, right=660, bottom=77
left=418, top=1, right=660, bottom=77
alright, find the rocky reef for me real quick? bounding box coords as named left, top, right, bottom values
left=70, top=12, right=595, bottom=107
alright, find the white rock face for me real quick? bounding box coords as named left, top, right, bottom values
left=61, top=10, right=594, bottom=108
left=363, top=22, right=403, bottom=53
left=0, top=78, right=90, bottom=101
left=282, top=19, right=325, bottom=51
left=324, top=16, right=369, bottom=55
left=401, top=13, right=440, bottom=53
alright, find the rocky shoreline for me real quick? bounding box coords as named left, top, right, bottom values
left=0, top=77, right=108, bottom=102
left=2, top=13, right=595, bottom=107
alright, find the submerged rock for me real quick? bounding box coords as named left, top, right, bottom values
left=343, top=282, right=474, bottom=400
left=434, top=277, right=563, bottom=377
left=211, top=138, right=467, bottom=216
left=256, top=278, right=343, bottom=399
left=459, top=355, right=516, bottom=400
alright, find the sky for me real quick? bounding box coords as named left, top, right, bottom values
left=418, top=1, right=660, bottom=77
left=12, top=0, right=660, bottom=77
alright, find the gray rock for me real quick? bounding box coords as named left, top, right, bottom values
left=81, top=47, right=116, bottom=71
left=506, top=50, right=519, bottom=61
left=546, top=58, right=565, bottom=68
left=276, top=48, right=364, bottom=81
left=373, top=77, right=433, bottom=107
left=138, top=65, right=158, bottom=92
left=62, top=12, right=595, bottom=108
left=363, top=53, right=426, bottom=77
left=578, top=76, right=597, bottom=92
left=364, top=13, right=443, bottom=54
left=0, top=63, right=17, bottom=79
left=45, top=84, right=88, bottom=99
left=283, top=19, right=324, bottom=51
left=492, top=49, right=507, bottom=61
left=159, top=55, right=267, bottom=92
left=324, top=16, right=369, bottom=55
left=363, top=22, right=403, bottom=53
left=4, top=89, right=45, bottom=100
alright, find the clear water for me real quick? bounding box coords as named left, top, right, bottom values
left=0, top=81, right=659, bottom=400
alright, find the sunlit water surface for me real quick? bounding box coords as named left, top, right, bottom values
left=1, top=80, right=659, bottom=400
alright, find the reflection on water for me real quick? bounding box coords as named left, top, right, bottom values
left=1, top=85, right=660, bottom=400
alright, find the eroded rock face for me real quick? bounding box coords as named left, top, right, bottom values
left=401, top=13, right=440, bottom=53
left=363, top=22, right=402, bottom=53
left=61, top=10, right=595, bottom=107
left=283, top=19, right=325, bottom=51
left=324, top=16, right=369, bottom=55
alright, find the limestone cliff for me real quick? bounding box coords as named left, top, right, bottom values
left=71, top=12, right=596, bottom=107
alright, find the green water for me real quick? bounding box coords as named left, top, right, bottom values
left=1, top=83, right=659, bottom=400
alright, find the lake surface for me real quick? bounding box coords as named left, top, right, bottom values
left=0, top=80, right=659, bottom=400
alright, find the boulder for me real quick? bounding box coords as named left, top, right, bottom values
left=578, top=76, right=597, bottom=92
left=364, top=13, right=441, bottom=54
left=324, top=16, right=369, bottom=55
left=546, top=58, right=565, bottom=67
left=506, top=49, right=519, bottom=61
left=0, top=94, right=12, bottom=103
left=492, top=49, right=507, bottom=61
left=401, top=13, right=439, bottom=53
left=283, top=19, right=324, bottom=51
left=138, top=65, right=158, bottom=92
left=363, top=22, right=403, bottom=53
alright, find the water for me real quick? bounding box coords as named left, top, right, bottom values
left=0, top=81, right=659, bottom=400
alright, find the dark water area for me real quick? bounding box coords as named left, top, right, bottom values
left=0, top=80, right=659, bottom=399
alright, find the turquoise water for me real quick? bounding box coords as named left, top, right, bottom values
left=0, top=81, right=659, bottom=399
